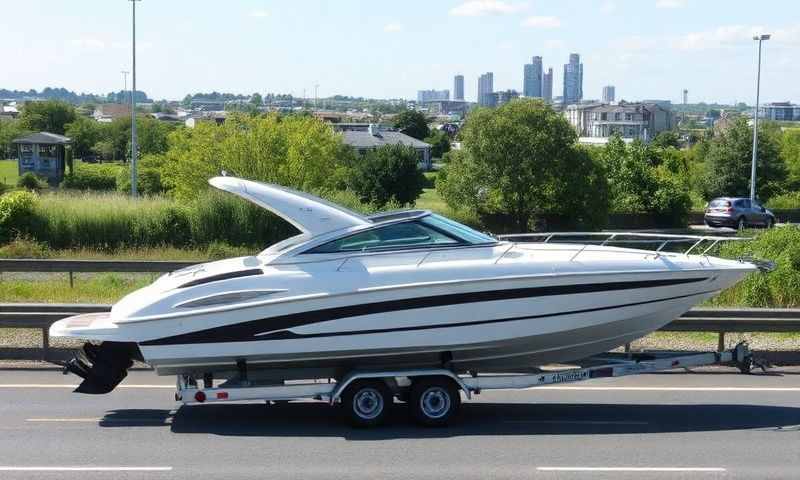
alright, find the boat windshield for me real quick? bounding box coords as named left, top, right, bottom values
left=420, top=214, right=496, bottom=244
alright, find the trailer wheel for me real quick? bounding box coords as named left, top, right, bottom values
left=341, top=380, right=391, bottom=428
left=410, top=377, right=461, bottom=427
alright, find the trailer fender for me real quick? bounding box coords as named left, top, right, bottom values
left=330, top=369, right=471, bottom=404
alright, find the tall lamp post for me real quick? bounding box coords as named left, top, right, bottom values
left=750, top=34, right=770, bottom=202
left=121, top=70, right=129, bottom=104
left=129, top=0, right=141, bottom=197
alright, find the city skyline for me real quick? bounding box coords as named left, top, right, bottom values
left=1, top=1, right=798, bottom=103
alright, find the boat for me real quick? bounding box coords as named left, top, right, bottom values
left=51, top=176, right=758, bottom=395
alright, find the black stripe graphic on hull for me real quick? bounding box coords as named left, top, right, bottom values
left=256, top=288, right=720, bottom=340
left=141, top=277, right=708, bottom=346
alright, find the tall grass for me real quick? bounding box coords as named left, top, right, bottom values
left=17, top=190, right=298, bottom=250
left=712, top=226, right=800, bottom=308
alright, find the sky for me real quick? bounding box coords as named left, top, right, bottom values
left=1, top=0, right=798, bottom=104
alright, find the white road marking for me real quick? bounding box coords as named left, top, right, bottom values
left=26, top=418, right=101, bottom=422
left=532, top=386, right=800, bottom=392
left=0, top=467, right=172, bottom=472
left=537, top=467, right=726, bottom=472
left=504, top=420, right=648, bottom=425
left=0, top=384, right=173, bottom=389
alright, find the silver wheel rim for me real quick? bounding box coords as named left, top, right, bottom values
left=420, top=387, right=451, bottom=419
left=353, top=388, right=384, bottom=420
left=738, top=219, right=745, bottom=230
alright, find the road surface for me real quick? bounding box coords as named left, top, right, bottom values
left=1, top=368, right=799, bottom=479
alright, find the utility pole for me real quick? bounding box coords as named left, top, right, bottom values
left=129, top=0, right=141, bottom=198
left=750, top=34, right=770, bottom=202
left=121, top=71, right=129, bottom=104
left=314, top=83, right=319, bottom=110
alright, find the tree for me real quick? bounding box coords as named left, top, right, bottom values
left=780, top=129, right=800, bottom=191
left=599, top=135, right=692, bottom=226
left=136, top=117, right=176, bottom=156
left=701, top=117, right=786, bottom=201
left=438, top=99, right=608, bottom=230
left=346, top=144, right=425, bottom=207
left=159, top=113, right=347, bottom=200
left=651, top=130, right=681, bottom=149
left=18, top=100, right=76, bottom=134
left=424, top=129, right=451, bottom=158
left=250, top=93, right=263, bottom=107
left=65, top=116, right=102, bottom=159
left=393, top=110, right=430, bottom=140
left=0, top=119, right=29, bottom=159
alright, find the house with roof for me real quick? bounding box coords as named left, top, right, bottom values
left=93, top=103, right=131, bottom=123
left=12, top=132, right=71, bottom=185
left=339, top=124, right=432, bottom=170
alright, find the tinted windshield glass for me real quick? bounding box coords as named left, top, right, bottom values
left=421, top=214, right=496, bottom=244
left=307, top=222, right=459, bottom=253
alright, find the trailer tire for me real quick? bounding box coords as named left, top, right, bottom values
left=341, top=380, right=391, bottom=428
left=410, top=377, right=461, bottom=427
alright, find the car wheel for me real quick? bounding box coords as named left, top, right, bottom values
left=409, top=377, right=461, bottom=427
left=766, top=218, right=774, bottom=229
left=737, top=217, right=746, bottom=231
left=341, top=380, right=391, bottom=428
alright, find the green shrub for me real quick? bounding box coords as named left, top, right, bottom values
left=116, top=167, right=165, bottom=195
left=713, top=226, right=800, bottom=307
left=0, top=190, right=38, bottom=243
left=61, top=163, right=121, bottom=191
left=17, top=172, right=47, bottom=190
left=0, top=236, right=51, bottom=258
left=766, top=191, right=800, bottom=210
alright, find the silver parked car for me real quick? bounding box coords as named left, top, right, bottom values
left=704, top=197, right=775, bottom=229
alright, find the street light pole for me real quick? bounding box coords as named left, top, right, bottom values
left=129, top=0, right=141, bottom=198
left=750, top=34, right=770, bottom=202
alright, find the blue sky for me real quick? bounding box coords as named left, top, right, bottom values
left=1, top=0, right=798, bottom=104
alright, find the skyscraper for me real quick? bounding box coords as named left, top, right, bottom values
left=454, top=75, right=465, bottom=101
left=542, top=68, right=553, bottom=102
left=523, top=56, right=543, bottom=98
left=478, top=72, right=494, bottom=106
left=562, top=53, right=583, bottom=105
left=602, top=85, right=615, bottom=103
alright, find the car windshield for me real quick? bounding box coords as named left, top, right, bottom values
left=710, top=199, right=731, bottom=207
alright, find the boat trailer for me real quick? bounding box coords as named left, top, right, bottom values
left=174, top=342, right=761, bottom=427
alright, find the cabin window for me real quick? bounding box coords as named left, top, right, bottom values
left=306, top=221, right=459, bottom=254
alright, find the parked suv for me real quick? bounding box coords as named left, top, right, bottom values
left=704, top=197, right=775, bottom=229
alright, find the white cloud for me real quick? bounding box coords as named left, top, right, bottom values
left=71, top=37, right=106, bottom=50
left=673, top=25, right=764, bottom=50
left=655, top=0, right=686, bottom=8
left=521, top=16, right=561, bottom=28
left=600, top=1, right=616, bottom=13
left=383, top=23, right=404, bottom=33
left=249, top=10, right=269, bottom=18
left=449, top=0, right=527, bottom=17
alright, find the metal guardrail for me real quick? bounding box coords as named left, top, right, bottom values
left=1, top=304, right=799, bottom=361
left=0, top=259, right=198, bottom=287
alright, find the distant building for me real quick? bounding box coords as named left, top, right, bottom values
left=602, top=85, right=615, bottom=103
left=417, top=89, right=449, bottom=104
left=523, top=56, right=543, bottom=98
left=491, top=89, right=520, bottom=107
left=453, top=75, right=465, bottom=101
left=759, top=102, right=800, bottom=122
left=184, top=111, right=227, bottom=128
left=340, top=124, right=432, bottom=170
left=542, top=68, right=553, bottom=102
left=564, top=101, right=674, bottom=143
left=12, top=132, right=71, bottom=185
left=562, top=53, right=583, bottom=104
left=93, top=103, right=130, bottom=123
left=682, top=89, right=688, bottom=105
left=477, top=72, right=494, bottom=107
left=421, top=100, right=471, bottom=117
left=1, top=104, right=19, bottom=120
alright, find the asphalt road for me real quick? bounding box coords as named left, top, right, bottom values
left=1, top=368, right=799, bottom=479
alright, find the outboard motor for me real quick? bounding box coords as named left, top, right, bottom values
left=63, top=341, right=141, bottom=394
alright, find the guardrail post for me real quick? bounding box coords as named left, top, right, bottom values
left=68, top=271, right=74, bottom=288
left=41, top=327, right=50, bottom=361
left=717, top=332, right=725, bottom=352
